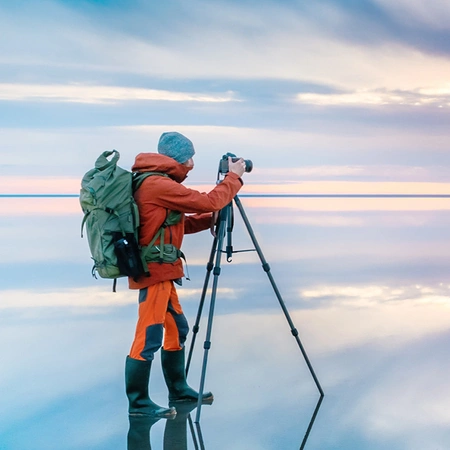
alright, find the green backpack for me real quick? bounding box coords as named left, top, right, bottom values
left=80, top=150, right=183, bottom=290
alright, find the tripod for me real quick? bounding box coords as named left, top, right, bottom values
left=186, top=195, right=324, bottom=423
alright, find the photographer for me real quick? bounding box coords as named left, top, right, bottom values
left=125, top=131, right=246, bottom=417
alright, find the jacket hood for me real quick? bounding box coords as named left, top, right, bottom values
left=132, top=153, right=191, bottom=183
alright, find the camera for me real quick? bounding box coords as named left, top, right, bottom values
left=218, top=152, right=253, bottom=174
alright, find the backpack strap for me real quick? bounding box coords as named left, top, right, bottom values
left=132, top=171, right=184, bottom=266
left=140, top=210, right=183, bottom=264
left=132, top=171, right=169, bottom=192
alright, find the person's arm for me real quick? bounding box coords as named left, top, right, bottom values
left=147, top=172, right=243, bottom=214
left=184, top=213, right=212, bottom=234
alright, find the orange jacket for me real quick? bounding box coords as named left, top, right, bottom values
left=128, top=153, right=243, bottom=289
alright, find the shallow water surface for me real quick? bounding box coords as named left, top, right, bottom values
left=1, top=197, right=450, bottom=449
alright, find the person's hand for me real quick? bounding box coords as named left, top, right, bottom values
left=228, top=157, right=246, bottom=177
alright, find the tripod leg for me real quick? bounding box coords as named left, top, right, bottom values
left=186, top=234, right=219, bottom=375
left=188, top=414, right=201, bottom=450
left=233, top=195, right=324, bottom=397
left=195, top=421, right=206, bottom=450
left=300, top=394, right=324, bottom=450
left=226, top=202, right=234, bottom=261
left=195, top=208, right=228, bottom=423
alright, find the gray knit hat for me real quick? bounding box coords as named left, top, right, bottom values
left=157, top=132, right=195, bottom=164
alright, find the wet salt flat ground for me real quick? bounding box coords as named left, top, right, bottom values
left=2, top=196, right=450, bottom=449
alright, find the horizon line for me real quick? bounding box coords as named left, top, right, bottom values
left=2, top=194, right=450, bottom=198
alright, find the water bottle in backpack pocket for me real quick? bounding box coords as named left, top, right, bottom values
left=112, top=232, right=147, bottom=279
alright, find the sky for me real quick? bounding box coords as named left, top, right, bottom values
left=1, top=0, right=450, bottom=194
left=2, top=3, right=450, bottom=448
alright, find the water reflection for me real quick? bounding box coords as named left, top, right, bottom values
left=127, top=406, right=198, bottom=450
left=127, top=396, right=323, bottom=450
left=128, top=416, right=160, bottom=450
left=127, top=404, right=202, bottom=450
left=2, top=197, right=450, bottom=449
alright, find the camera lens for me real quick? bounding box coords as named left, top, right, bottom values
left=230, top=157, right=253, bottom=173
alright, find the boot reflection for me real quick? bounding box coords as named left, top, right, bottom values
left=127, top=416, right=162, bottom=450
left=127, top=403, right=198, bottom=450
left=163, top=403, right=198, bottom=450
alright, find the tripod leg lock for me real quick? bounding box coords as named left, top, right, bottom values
left=262, top=263, right=270, bottom=272
left=291, top=328, right=299, bottom=337
left=203, top=341, right=211, bottom=350
left=213, top=267, right=221, bottom=276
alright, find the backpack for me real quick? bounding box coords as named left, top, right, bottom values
left=80, top=150, right=182, bottom=291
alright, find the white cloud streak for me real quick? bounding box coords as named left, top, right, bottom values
left=301, top=282, right=450, bottom=307
left=0, top=83, right=237, bottom=104
left=295, top=87, right=450, bottom=108
left=0, top=286, right=238, bottom=309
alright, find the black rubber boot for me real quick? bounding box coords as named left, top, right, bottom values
left=125, top=356, right=176, bottom=417
left=161, top=348, right=214, bottom=404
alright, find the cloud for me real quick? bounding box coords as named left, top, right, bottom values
left=243, top=181, right=450, bottom=196
left=295, top=86, right=450, bottom=107
left=0, top=83, right=238, bottom=104
left=374, top=0, right=450, bottom=30
left=2, top=0, right=450, bottom=94
left=254, top=165, right=448, bottom=182
left=300, top=282, right=450, bottom=307
left=1, top=121, right=449, bottom=191
left=0, top=286, right=238, bottom=309
left=292, top=281, right=450, bottom=355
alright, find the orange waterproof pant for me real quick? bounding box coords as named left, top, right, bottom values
left=129, top=280, right=189, bottom=361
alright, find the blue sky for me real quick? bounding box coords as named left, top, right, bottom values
left=1, top=0, right=450, bottom=192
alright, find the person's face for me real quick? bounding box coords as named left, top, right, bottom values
left=183, top=157, right=194, bottom=169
